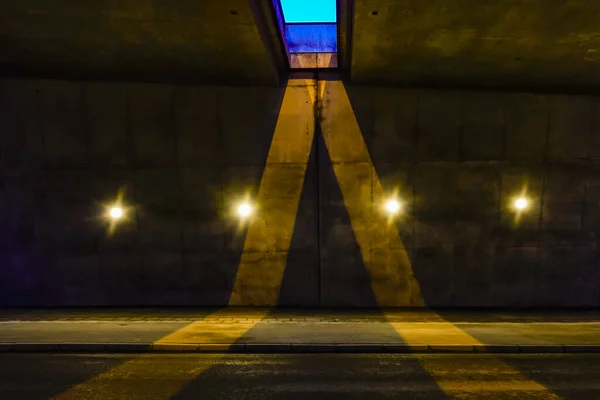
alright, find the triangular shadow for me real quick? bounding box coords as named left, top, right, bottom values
left=278, top=132, right=319, bottom=306
left=314, top=131, right=378, bottom=307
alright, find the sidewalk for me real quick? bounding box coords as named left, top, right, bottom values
left=1, top=308, right=600, bottom=353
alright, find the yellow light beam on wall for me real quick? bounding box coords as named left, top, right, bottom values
left=229, top=79, right=317, bottom=306
left=319, top=80, right=423, bottom=307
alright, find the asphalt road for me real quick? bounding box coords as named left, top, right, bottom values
left=2, top=354, right=600, bottom=399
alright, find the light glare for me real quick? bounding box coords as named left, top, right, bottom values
left=109, top=206, right=124, bottom=220
left=237, top=202, right=253, bottom=218
left=385, top=199, right=401, bottom=215
left=514, top=197, right=529, bottom=211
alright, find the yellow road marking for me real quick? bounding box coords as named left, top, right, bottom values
left=52, top=309, right=268, bottom=400
left=156, top=309, right=267, bottom=344
left=418, top=355, right=562, bottom=399
left=386, top=311, right=561, bottom=399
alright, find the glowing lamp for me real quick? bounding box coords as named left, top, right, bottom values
left=109, top=206, right=124, bottom=220
left=514, top=197, right=529, bottom=211
left=385, top=199, right=401, bottom=215
left=237, top=203, right=253, bottom=218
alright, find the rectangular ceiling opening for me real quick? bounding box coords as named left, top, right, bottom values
left=275, top=0, right=338, bottom=69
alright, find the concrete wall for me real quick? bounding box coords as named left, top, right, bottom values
left=1, top=77, right=599, bottom=307
left=338, top=87, right=600, bottom=307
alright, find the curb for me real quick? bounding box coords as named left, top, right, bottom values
left=2, top=343, right=600, bottom=354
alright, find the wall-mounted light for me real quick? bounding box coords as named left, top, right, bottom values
left=237, top=202, right=253, bottom=218
left=109, top=206, right=124, bottom=221
left=103, top=190, right=130, bottom=235
left=384, top=199, right=401, bottom=215
left=104, top=202, right=128, bottom=235
left=513, top=197, right=529, bottom=211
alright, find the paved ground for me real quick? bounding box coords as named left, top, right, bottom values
left=2, top=353, right=600, bottom=399
left=1, top=309, right=600, bottom=352
left=3, top=308, right=600, bottom=322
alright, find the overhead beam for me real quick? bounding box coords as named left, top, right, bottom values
left=249, top=0, right=290, bottom=86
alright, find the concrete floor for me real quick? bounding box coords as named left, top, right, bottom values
left=2, top=354, right=600, bottom=399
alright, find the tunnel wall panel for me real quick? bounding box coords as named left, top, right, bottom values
left=0, top=78, right=599, bottom=307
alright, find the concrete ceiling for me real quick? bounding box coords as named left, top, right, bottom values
left=4, top=0, right=600, bottom=92
left=351, top=0, right=600, bottom=91
left=0, top=0, right=283, bottom=85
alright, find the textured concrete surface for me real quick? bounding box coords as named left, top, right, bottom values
left=5, top=0, right=600, bottom=92
left=0, top=0, right=281, bottom=85
left=352, top=0, right=600, bottom=91
left=1, top=76, right=600, bottom=307
left=3, top=354, right=600, bottom=399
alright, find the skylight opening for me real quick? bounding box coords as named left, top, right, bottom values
left=280, top=0, right=337, bottom=23
left=275, top=0, right=339, bottom=69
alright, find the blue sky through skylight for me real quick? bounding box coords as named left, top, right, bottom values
left=280, top=0, right=337, bottom=23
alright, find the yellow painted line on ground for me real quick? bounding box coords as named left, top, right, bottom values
left=319, top=80, right=422, bottom=306
left=229, top=79, right=316, bottom=306
left=386, top=311, right=562, bottom=399
left=52, top=309, right=269, bottom=400
left=155, top=309, right=267, bottom=344
left=415, top=355, right=562, bottom=399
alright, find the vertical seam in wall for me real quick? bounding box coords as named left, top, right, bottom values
left=409, top=91, right=423, bottom=307
left=371, top=88, right=377, bottom=304
left=542, top=98, right=552, bottom=166
left=33, top=86, right=53, bottom=268
left=533, top=103, right=552, bottom=307
left=492, top=155, right=503, bottom=306
left=216, top=89, right=227, bottom=275
left=497, top=159, right=503, bottom=242
left=12, top=90, right=24, bottom=214
left=453, top=94, right=461, bottom=300
left=411, top=93, right=419, bottom=304
left=80, top=84, right=91, bottom=165
left=539, top=99, right=551, bottom=230
left=35, top=89, right=47, bottom=167
left=534, top=165, right=547, bottom=307
left=413, top=91, right=419, bottom=264
left=80, top=84, right=97, bottom=255
left=591, top=99, right=598, bottom=162
left=124, top=86, right=134, bottom=169
left=457, top=93, right=464, bottom=161
left=501, top=100, right=507, bottom=161
left=451, top=87, right=461, bottom=307
left=496, top=102, right=504, bottom=229
left=126, top=87, right=143, bottom=275
left=451, top=95, right=459, bottom=303
left=582, top=99, right=595, bottom=231
left=172, top=87, right=185, bottom=271
left=369, top=89, right=374, bottom=264
left=315, top=77, right=322, bottom=306
left=596, top=100, right=600, bottom=307
left=582, top=174, right=588, bottom=237
left=414, top=92, right=420, bottom=162
left=412, top=92, right=418, bottom=247
left=498, top=100, right=507, bottom=254
left=586, top=98, right=594, bottom=161
left=595, top=99, right=600, bottom=308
